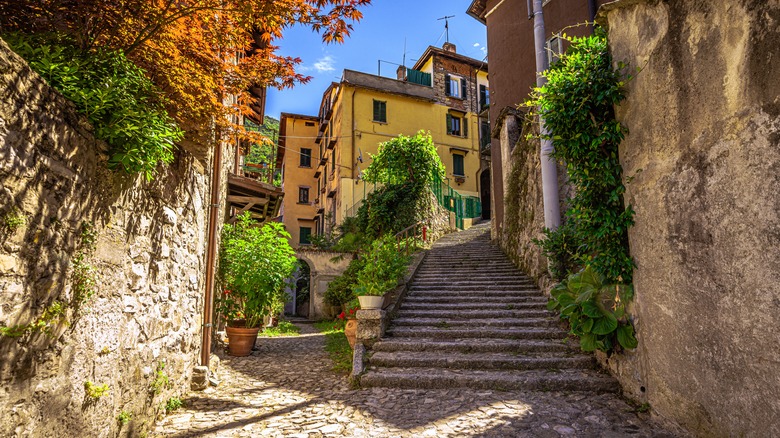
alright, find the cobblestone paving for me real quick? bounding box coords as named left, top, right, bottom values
left=153, top=324, right=677, bottom=437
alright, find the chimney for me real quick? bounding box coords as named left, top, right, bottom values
left=443, top=42, right=457, bottom=53
left=396, top=65, right=407, bottom=81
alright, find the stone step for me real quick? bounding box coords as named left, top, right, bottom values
left=406, top=290, right=543, bottom=298
left=402, top=295, right=545, bottom=304
left=369, top=351, right=596, bottom=371
left=410, top=284, right=538, bottom=292
left=359, top=367, right=618, bottom=392
left=400, top=301, right=548, bottom=311
left=411, top=278, right=535, bottom=285
left=394, top=309, right=554, bottom=319
left=385, top=326, right=567, bottom=340
left=390, top=317, right=558, bottom=328
left=412, top=275, right=531, bottom=282
left=372, top=338, right=577, bottom=354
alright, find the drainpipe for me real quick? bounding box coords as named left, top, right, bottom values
left=532, top=0, right=561, bottom=230
left=201, top=140, right=222, bottom=367
left=587, top=0, right=597, bottom=31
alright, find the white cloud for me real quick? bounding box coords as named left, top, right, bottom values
left=313, top=55, right=336, bottom=73
left=473, top=42, right=480, bottom=47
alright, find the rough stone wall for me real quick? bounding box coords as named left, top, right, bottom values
left=0, top=39, right=209, bottom=437
left=498, top=112, right=571, bottom=293
left=600, top=1, right=780, bottom=435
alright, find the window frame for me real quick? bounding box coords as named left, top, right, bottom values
left=446, top=112, right=468, bottom=138
left=298, top=186, right=310, bottom=204
left=372, top=99, right=387, bottom=123
left=546, top=34, right=564, bottom=65
left=299, top=227, right=312, bottom=245
left=452, top=154, right=465, bottom=177
left=299, top=148, right=312, bottom=168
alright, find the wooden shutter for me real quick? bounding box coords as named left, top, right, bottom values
left=461, top=78, right=467, bottom=100
left=462, top=117, right=468, bottom=138
left=446, top=113, right=452, bottom=134
left=444, top=74, right=451, bottom=96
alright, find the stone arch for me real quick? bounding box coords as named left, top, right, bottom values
left=294, top=250, right=353, bottom=319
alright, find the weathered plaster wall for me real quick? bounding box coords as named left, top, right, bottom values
left=0, top=39, right=210, bottom=437
left=600, top=1, right=780, bottom=435
left=295, top=250, right=353, bottom=319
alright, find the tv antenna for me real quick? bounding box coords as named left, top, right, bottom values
left=438, top=15, right=455, bottom=43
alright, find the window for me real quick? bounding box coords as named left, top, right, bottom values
left=373, top=100, right=387, bottom=123
left=300, top=148, right=312, bottom=167
left=444, top=74, right=467, bottom=99
left=546, top=35, right=564, bottom=65
left=298, top=187, right=309, bottom=204
left=446, top=113, right=468, bottom=138
left=305, top=121, right=315, bottom=127
left=453, top=154, right=465, bottom=177
left=300, top=227, right=312, bottom=245
left=331, top=151, right=336, bottom=172
left=479, top=85, right=490, bottom=110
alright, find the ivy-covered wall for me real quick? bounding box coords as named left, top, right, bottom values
left=0, top=39, right=211, bottom=437
left=600, top=1, right=780, bottom=435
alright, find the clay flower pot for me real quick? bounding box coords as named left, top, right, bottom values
left=344, top=318, right=358, bottom=349
left=225, top=323, right=261, bottom=357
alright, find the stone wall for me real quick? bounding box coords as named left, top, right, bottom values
left=295, top=250, right=353, bottom=319
left=0, top=39, right=211, bottom=437
left=598, top=1, right=780, bottom=435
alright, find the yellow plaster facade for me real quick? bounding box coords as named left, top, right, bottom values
left=279, top=113, right=320, bottom=248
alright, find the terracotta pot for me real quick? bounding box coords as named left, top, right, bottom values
left=225, top=325, right=261, bottom=357
left=344, top=318, right=357, bottom=349
left=358, top=295, right=383, bottom=310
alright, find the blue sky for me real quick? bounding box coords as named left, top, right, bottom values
left=265, top=0, right=488, bottom=120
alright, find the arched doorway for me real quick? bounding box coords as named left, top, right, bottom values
left=479, top=168, right=491, bottom=220
left=285, top=260, right=311, bottom=317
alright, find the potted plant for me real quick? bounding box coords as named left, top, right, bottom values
left=338, top=299, right=360, bottom=349
left=354, top=235, right=410, bottom=310
left=217, top=213, right=296, bottom=356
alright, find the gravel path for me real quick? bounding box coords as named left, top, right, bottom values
left=152, top=323, right=676, bottom=437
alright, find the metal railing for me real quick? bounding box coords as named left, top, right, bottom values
left=394, top=220, right=429, bottom=256
left=430, top=173, right=481, bottom=230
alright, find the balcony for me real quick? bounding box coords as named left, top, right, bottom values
left=226, top=173, right=284, bottom=224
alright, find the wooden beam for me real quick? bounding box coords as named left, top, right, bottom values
left=227, top=195, right=269, bottom=206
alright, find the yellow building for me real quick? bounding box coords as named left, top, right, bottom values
left=278, top=113, right=321, bottom=248
left=283, top=43, right=490, bottom=237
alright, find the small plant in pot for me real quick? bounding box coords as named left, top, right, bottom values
left=217, top=213, right=296, bottom=356
left=354, top=235, right=410, bottom=310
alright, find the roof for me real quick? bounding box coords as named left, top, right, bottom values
left=466, top=0, right=488, bottom=24
left=341, top=70, right=435, bottom=102
left=411, top=45, right=488, bottom=72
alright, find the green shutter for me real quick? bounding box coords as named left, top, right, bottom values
left=461, top=78, right=467, bottom=100
left=453, top=154, right=464, bottom=176
left=380, top=101, right=386, bottom=122
left=444, top=74, right=451, bottom=95
left=446, top=113, right=452, bottom=134
left=462, top=118, right=468, bottom=138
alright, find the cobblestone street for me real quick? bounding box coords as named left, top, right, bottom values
left=152, top=323, right=674, bottom=437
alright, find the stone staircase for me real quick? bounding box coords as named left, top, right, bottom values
left=360, top=222, right=618, bottom=392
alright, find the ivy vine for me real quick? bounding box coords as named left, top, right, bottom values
left=527, top=28, right=637, bottom=353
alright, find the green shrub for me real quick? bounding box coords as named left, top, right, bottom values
left=324, top=257, right=365, bottom=307
left=548, top=266, right=637, bottom=352
left=533, top=220, right=581, bottom=281
left=149, top=362, right=170, bottom=395
left=1, top=207, right=25, bottom=232
left=3, top=33, right=181, bottom=180
left=258, top=320, right=301, bottom=337
left=165, top=397, right=183, bottom=412
left=84, top=381, right=110, bottom=399
left=117, top=411, right=132, bottom=426
left=354, top=235, right=410, bottom=296
left=0, top=301, right=67, bottom=338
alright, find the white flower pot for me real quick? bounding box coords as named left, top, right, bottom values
left=358, top=295, right=384, bottom=310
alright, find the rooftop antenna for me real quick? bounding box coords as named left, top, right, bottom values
left=438, top=15, right=455, bottom=43
left=402, top=37, right=407, bottom=67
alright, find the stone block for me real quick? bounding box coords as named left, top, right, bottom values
left=191, top=366, right=209, bottom=391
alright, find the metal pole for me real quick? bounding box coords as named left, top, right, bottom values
left=532, top=0, right=561, bottom=230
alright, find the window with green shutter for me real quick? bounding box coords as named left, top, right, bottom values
left=453, top=154, right=465, bottom=176
left=300, top=227, right=312, bottom=245
left=373, top=100, right=387, bottom=122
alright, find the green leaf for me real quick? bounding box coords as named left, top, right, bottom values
left=591, top=312, right=618, bottom=335
left=580, top=333, right=598, bottom=351
left=580, top=317, right=594, bottom=333
left=617, top=323, right=638, bottom=349
left=581, top=300, right=602, bottom=318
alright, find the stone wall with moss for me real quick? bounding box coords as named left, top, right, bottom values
left=500, top=114, right=571, bottom=293
left=0, top=39, right=211, bottom=437
left=598, top=1, right=780, bottom=435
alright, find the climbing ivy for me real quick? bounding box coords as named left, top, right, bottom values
left=527, top=28, right=636, bottom=353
